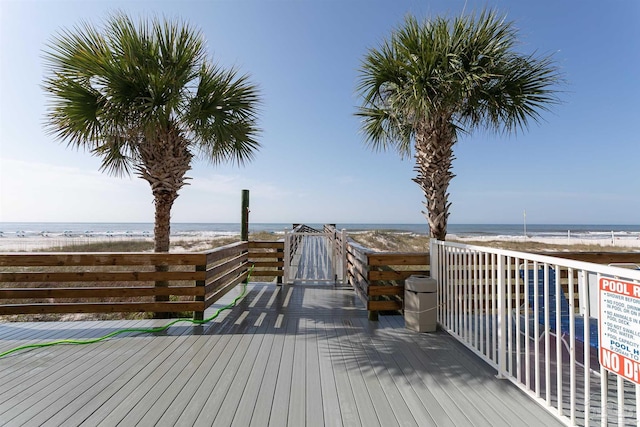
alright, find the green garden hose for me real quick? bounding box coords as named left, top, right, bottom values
left=0, top=267, right=253, bottom=359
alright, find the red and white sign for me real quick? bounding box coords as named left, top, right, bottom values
left=599, top=278, right=640, bottom=384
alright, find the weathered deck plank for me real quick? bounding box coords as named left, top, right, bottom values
left=268, top=315, right=296, bottom=427
left=334, top=318, right=382, bottom=427
left=305, top=319, right=325, bottom=427
left=350, top=318, right=419, bottom=427
left=288, top=317, right=307, bottom=427
left=316, top=318, right=344, bottom=427
left=247, top=315, right=285, bottom=427
left=0, top=283, right=564, bottom=427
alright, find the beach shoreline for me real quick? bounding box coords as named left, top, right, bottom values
left=1, top=230, right=639, bottom=252
left=0, top=235, right=235, bottom=252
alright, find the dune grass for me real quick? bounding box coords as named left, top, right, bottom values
left=37, top=240, right=155, bottom=252
left=29, top=231, right=281, bottom=253
left=348, top=231, right=634, bottom=253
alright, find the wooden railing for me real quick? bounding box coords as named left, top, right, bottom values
left=0, top=240, right=287, bottom=319
left=248, top=240, right=284, bottom=283
left=346, top=239, right=429, bottom=320
left=0, top=242, right=251, bottom=319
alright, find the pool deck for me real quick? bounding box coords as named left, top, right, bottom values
left=0, top=282, right=564, bottom=427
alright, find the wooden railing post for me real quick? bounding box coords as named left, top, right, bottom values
left=277, top=250, right=283, bottom=284
left=243, top=246, right=250, bottom=285
left=366, top=253, right=378, bottom=321
left=194, top=261, right=206, bottom=321
left=283, top=230, right=290, bottom=284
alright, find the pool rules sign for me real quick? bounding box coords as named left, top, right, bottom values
left=600, top=278, right=640, bottom=384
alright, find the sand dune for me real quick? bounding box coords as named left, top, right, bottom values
left=1, top=231, right=639, bottom=253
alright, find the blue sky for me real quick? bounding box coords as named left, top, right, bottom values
left=0, top=0, right=638, bottom=225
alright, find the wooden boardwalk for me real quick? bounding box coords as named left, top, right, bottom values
left=290, top=235, right=335, bottom=282
left=0, top=282, right=563, bottom=427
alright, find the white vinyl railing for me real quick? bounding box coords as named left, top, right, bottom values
left=430, top=239, right=640, bottom=426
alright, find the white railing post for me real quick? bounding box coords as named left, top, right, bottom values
left=329, top=230, right=335, bottom=283
left=341, top=229, right=347, bottom=284
left=332, top=228, right=337, bottom=283
left=283, top=229, right=290, bottom=284
left=429, top=238, right=438, bottom=282
left=429, top=238, right=440, bottom=325
left=496, top=254, right=507, bottom=379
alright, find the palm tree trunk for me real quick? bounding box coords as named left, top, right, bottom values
left=413, top=119, right=456, bottom=241
left=154, top=192, right=174, bottom=253
left=152, top=192, right=177, bottom=320
left=137, top=133, right=192, bottom=318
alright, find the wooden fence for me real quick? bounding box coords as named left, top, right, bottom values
left=248, top=241, right=284, bottom=283
left=0, top=240, right=285, bottom=319
left=346, top=240, right=429, bottom=319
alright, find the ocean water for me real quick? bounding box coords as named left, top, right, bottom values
left=0, top=222, right=639, bottom=240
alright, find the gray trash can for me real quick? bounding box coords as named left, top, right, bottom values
left=404, top=275, right=437, bottom=332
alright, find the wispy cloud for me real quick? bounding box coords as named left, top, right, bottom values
left=187, top=173, right=293, bottom=200
left=0, top=158, right=150, bottom=221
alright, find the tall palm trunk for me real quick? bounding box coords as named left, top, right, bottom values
left=137, top=135, right=192, bottom=314
left=413, top=119, right=456, bottom=241
left=153, top=192, right=176, bottom=253
left=138, top=137, right=192, bottom=252
left=152, top=191, right=177, bottom=314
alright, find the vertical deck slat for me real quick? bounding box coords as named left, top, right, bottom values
left=304, top=319, right=325, bottom=427
left=268, top=316, right=297, bottom=426
left=316, top=318, right=344, bottom=427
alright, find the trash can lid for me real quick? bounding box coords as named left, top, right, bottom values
left=405, top=275, right=437, bottom=293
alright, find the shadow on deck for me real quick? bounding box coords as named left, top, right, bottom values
left=0, top=283, right=564, bottom=426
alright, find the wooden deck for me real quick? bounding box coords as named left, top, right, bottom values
left=0, top=282, right=564, bottom=427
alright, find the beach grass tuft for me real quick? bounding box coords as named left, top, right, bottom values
left=349, top=231, right=639, bottom=253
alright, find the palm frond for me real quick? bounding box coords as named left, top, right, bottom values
left=43, top=13, right=261, bottom=176
left=185, top=65, right=262, bottom=166
left=355, top=8, right=562, bottom=151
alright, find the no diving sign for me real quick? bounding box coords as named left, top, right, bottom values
left=600, top=277, right=640, bottom=384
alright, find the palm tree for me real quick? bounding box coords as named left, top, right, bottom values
left=43, top=13, right=261, bottom=254
left=356, top=10, right=561, bottom=240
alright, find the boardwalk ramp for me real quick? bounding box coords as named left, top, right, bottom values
left=283, top=224, right=346, bottom=284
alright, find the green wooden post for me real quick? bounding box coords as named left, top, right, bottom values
left=241, top=189, right=250, bottom=284
left=241, top=189, right=249, bottom=242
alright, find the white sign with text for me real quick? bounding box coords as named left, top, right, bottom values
left=600, top=277, right=640, bottom=384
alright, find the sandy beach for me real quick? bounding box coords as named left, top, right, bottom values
left=0, top=235, right=234, bottom=252
left=1, top=231, right=639, bottom=253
